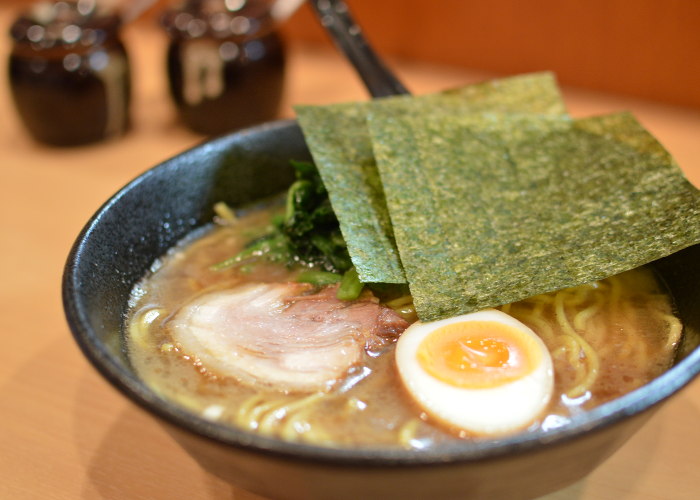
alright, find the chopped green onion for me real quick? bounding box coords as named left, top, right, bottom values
left=296, top=270, right=342, bottom=286
left=337, top=266, right=364, bottom=301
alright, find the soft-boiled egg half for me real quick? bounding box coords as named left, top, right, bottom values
left=395, top=309, right=554, bottom=437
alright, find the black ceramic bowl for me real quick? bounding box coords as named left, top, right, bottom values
left=63, top=119, right=700, bottom=500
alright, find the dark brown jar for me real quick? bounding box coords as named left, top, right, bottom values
left=161, top=0, right=286, bottom=136
left=8, top=1, right=131, bottom=146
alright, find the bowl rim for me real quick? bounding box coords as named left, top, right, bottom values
left=62, top=119, right=700, bottom=467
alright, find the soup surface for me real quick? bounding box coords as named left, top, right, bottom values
left=126, top=205, right=682, bottom=449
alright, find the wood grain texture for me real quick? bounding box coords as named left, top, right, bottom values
left=1, top=6, right=700, bottom=499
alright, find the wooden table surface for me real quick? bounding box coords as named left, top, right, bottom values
left=2, top=10, right=700, bottom=500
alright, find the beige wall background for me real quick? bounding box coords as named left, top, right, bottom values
left=282, top=0, right=700, bottom=109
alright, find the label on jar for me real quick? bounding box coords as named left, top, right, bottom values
left=93, top=49, right=129, bottom=138
left=182, top=39, right=226, bottom=106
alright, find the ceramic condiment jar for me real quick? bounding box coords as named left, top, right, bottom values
left=161, top=0, right=286, bottom=135
left=8, top=0, right=131, bottom=146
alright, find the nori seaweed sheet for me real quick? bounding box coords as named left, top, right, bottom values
left=295, top=72, right=568, bottom=283
left=368, top=109, right=700, bottom=321
left=295, top=103, right=404, bottom=282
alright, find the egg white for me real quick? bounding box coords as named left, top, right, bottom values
left=395, top=309, right=554, bottom=436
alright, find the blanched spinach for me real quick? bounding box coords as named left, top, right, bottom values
left=280, top=160, right=353, bottom=273
left=213, top=161, right=360, bottom=297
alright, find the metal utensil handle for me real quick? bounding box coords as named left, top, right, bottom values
left=309, top=0, right=410, bottom=97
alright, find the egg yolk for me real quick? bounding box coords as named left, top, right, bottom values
left=417, top=321, right=541, bottom=389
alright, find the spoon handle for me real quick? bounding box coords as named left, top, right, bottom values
left=308, top=0, right=410, bottom=98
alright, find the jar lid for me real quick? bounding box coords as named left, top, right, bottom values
left=10, top=0, right=121, bottom=50
left=161, top=0, right=276, bottom=41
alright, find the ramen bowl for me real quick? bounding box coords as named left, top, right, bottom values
left=63, top=119, right=700, bottom=500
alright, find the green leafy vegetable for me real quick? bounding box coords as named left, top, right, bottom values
left=281, top=160, right=352, bottom=273
left=213, top=160, right=356, bottom=297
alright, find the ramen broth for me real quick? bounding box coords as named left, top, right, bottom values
left=126, top=205, right=682, bottom=448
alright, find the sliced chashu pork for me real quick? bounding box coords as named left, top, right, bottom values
left=169, top=282, right=409, bottom=392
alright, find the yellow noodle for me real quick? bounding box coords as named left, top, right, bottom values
left=240, top=397, right=282, bottom=431
left=557, top=335, right=581, bottom=364
left=236, top=393, right=266, bottom=421
left=531, top=293, right=555, bottom=305
left=397, top=305, right=418, bottom=323
left=572, top=304, right=597, bottom=334
left=213, top=201, right=238, bottom=224
left=386, top=295, right=413, bottom=309
left=554, top=292, right=600, bottom=398
left=129, top=308, right=165, bottom=349
left=281, top=410, right=316, bottom=441
left=578, top=305, right=609, bottom=359
left=172, top=392, right=203, bottom=411
left=257, top=400, right=293, bottom=435
left=658, top=312, right=683, bottom=349
left=508, top=295, right=592, bottom=396
left=574, top=300, right=604, bottom=349
left=280, top=417, right=309, bottom=441
left=510, top=306, right=555, bottom=344
left=285, top=392, right=326, bottom=412
left=386, top=295, right=418, bottom=322
left=398, top=418, right=421, bottom=449
left=561, top=286, right=590, bottom=308
left=550, top=345, right=568, bottom=360
left=254, top=392, right=327, bottom=437
left=280, top=394, right=329, bottom=442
